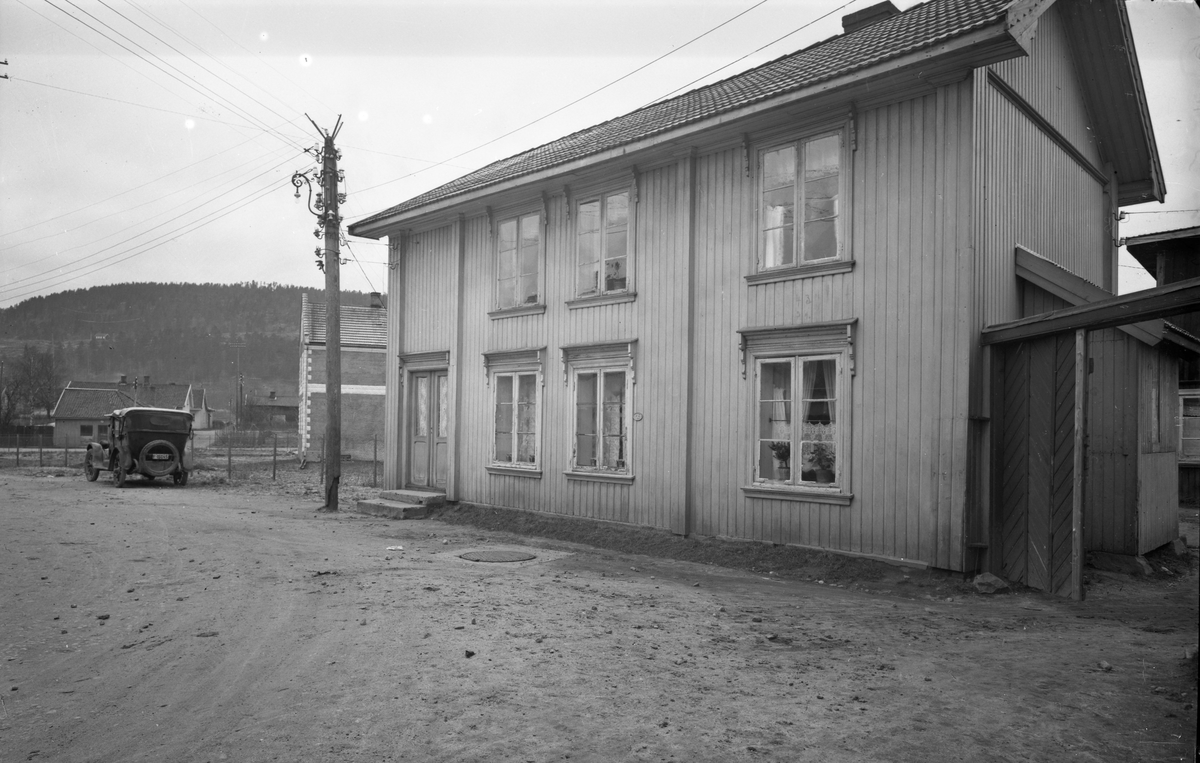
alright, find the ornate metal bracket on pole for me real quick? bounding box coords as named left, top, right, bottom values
left=292, top=114, right=345, bottom=511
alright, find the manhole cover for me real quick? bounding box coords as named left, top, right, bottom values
left=460, top=549, right=537, bottom=563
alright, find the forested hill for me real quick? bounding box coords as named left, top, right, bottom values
left=0, top=282, right=377, bottom=393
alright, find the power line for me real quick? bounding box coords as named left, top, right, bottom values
left=8, top=146, right=297, bottom=273
left=354, top=0, right=781, bottom=197
left=647, top=0, right=858, bottom=105
left=44, top=0, right=307, bottom=154
left=1, top=181, right=283, bottom=304
left=2, top=155, right=299, bottom=294
left=92, top=0, right=309, bottom=145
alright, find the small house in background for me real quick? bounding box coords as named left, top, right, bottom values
left=189, top=387, right=214, bottom=429
left=50, top=386, right=132, bottom=447
left=244, top=390, right=300, bottom=429
left=1125, top=226, right=1200, bottom=504
left=299, top=292, right=388, bottom=460
left=349, top=0, right=1188, bottom=598
left=51, top=377, right=207, bottom=446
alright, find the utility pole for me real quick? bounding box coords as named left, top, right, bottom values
left=293, top=114, right=344, bottom=511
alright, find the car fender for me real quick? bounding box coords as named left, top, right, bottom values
left=86, top=442, right=108, bottom=469
left=182, top=445, right=193, bottom=471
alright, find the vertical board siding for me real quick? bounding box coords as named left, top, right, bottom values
left=684, top=83, right=974, bottom=569
left=404, top=224, right=458, bottom=352
left=988, top=5, right=1103, bottom=169
left=1084, top=328, right=1139, bottom=555
left=395, top=83, right=978, bottom=571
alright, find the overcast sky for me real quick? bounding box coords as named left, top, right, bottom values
left=1, top=0, right=1196, bottom=310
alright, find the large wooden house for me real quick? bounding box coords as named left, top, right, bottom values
left=349, top=0, right=1179, bottom=588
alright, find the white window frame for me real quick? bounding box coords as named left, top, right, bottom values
left=1181, top=391, right=1200, bottom=465
left=739, top=321, right=855, bottom=504
left=490, top=370, right=542, bottom=471
left=570, top=183, right=636, bottom=303
left=490, top=208, right=545, bottom=317
left=561, top=340, right=636, bottom=483
left=483, top=347, right=546, bottom=477
left=752, top=125, right=851, bottom=281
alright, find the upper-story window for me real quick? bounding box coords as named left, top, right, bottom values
left=759, top=131, right=843, bottom=271
left=496, top=212, right=541, bottom=310
left=576, top=190, right=630, bottom=298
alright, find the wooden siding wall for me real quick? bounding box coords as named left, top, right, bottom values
left=687, top=82, right=976, bottom=570
left=976, top=3, right=1109, bottom=329
left=1137, top=351, right=1180, bottom=553
left=1085, top=328, right=1140, bottom=555
left=449, top=163, right=692, bottom=531
left=387, top=80, right=979, bottom=570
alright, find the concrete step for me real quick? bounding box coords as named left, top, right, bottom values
left=378, top=489, right=445, bottom=507
left=356, top=498, right=430, bottom=520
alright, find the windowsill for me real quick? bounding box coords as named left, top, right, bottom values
left=485, top=465, right=543, bottom=478
left=741, top=484, right=852, bottom=505
left=745, top=259, right=854, bottom=285
left=564, top=470, right=635, bottom=484
left=566, top=291, right=637, bottom=310
left=488, top=304, right=547, bottom=320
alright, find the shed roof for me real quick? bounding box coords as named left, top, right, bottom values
left=350, top=0, right=1162, bottom=234
left=51, top=387, right=134, bottom=420
left=301, top=293, right=388, bottom=348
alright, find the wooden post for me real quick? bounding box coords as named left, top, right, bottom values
left=1071, top=329, right=1088, bottom=601
left=15, top=441, right=19, bottom=467
left=272, top=433, right=278, bottom=481
left=318, top=121, right=343, bottom=512
left=373, top=435, right=378, bottom=488
left=227, top=435, right=233, bottom=483
left=39, top=446, right=43, bottom=467
left=63, top=447, right=67, bottom=467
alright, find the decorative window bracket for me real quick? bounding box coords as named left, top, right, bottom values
left=560, top=340, right=637, bottom=386
left=737, top=320, right=856, bottom=379
left=482, top=347, right=546, bottom=386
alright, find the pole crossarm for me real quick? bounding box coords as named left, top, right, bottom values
left=981, top=277, right=1200, bottom=345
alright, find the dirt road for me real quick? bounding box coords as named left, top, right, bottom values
left=1, top=470, right=1196, bottom=762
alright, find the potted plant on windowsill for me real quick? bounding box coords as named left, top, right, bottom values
left=811, top=442, right=835, bottom=484
left=768, top=441, right=790, bottom=481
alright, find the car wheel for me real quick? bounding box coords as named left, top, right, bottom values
left=84, top=452, right=99, bottom=482
left=113, top=463, right=127, bottom=488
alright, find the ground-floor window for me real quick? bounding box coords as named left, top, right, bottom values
left=738, top=321, right=854, bottom=500
left=493, top=371, right=540, bottom=467
left=757, top=356, right=840, bottom=486
left=574, top=369, right=628, bottom=471
left=80, top=424, right=93, bottom=437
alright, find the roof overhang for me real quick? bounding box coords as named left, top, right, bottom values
left=350, top=11, right=1045, bottom=239
left=1056, top=0, right=1165, bottom=205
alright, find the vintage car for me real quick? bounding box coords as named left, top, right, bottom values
left=84, top=407, right=194, bottom=487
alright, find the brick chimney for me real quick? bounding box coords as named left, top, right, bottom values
left=369, top=291, right=384, bottom=309
left=119, top=374, right=127, bottom=384
left=842, top=1, right=900, bottom=34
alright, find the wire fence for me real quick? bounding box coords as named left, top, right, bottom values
left=0, top=432, right=383, bottom=488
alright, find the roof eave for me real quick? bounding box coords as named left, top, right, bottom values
left=349, top=18, right=1025, bottom=239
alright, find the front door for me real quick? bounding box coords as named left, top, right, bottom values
left=409, top=370, right=449, bottom=489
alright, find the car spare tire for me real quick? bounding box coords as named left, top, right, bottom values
left=139, top=439, right=180, bottom=478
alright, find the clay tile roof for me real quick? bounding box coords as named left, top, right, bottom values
left=51, top=387, right=134, bottom=420
left=351, top=0, right=1009, bottom=228
left=302, top=300, right=388, bottom=348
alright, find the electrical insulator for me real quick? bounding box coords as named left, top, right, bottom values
left=338, top=192, right=347, bottom=204
left=314, top=247, right=323, bottom=258
left=315, top=192, right=324, bottom=210
left=316, top=260, right=324, bottom=272
left=313, top=228, right=322, bottom=239
left=337, top=170, right=345, bottom=182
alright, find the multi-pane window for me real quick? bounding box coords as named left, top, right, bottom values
left=760, top=132, right=841, bottom=270
left=493, top=372, right=539, bottom=467
left=574, top=369, right=628, bottom=471
left=1182, top=393, right=1200, bottom=463
left=497, top=212, right=540, bottom=309
left=756, top=356, right=840, bottom=487
left=576, top=191, right=630, bottom=297
left=80, top=424, right=93, bottom=437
